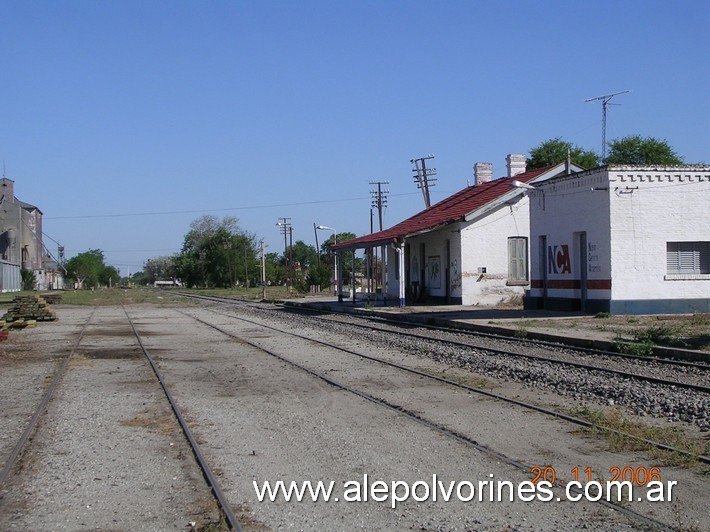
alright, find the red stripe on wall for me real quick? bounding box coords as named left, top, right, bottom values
left=530, top=279, right=611, bottom=290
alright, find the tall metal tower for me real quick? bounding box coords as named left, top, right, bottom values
left=410, top=155, right=437, bottom=208
left=584, top=90, right=630, bottom=162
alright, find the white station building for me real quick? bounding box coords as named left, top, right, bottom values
left=332, top=155, right=583, bottom=307
left=524, top=165, right=710, bottom=314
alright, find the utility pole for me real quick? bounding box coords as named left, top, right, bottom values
left=260, top=239, right=266, bottom=300
left=244, top=246, right=248, bottom=287
left=288, top=225, right=293, bottom=291
left=410, top=155, right=437, bottom=208
left=366, top=207, right=377, bottom=294
left=313, top=223, right=320, bottom=266
left=370, top=180, right=389, bottom=299
left=584, top=90, right=630, bottom=163
left=277, top=218, right=292, bottom=292
left=316, top=225, right=337, bottom=297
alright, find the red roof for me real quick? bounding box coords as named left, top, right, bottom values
left=332, top=166, right=551, bottom=251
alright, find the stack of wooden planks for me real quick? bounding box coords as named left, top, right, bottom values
left=1, top=295, right=58, bottom=329
left=41, top=293, right=63, bottom=305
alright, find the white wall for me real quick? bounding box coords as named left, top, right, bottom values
left=529, top=166, right=710, bottom=312
left=529, top=170, right=612, bottom=301
left=384, top=195, right=534, bottom=306
left=460, top=199, right=531, bottom=305
left=609, top=169, right=710, bottom=301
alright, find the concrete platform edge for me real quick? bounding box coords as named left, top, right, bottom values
left=280, top=300, right=709, bottom=363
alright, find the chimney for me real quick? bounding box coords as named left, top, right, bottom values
left=473, top=162, right=493, bottom=186
left=506, top=154, right=527, bottom=178
left=0, top=178, right=14, bottom=201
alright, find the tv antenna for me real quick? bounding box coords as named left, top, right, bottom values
left=585, top=90, right=630, bottom=162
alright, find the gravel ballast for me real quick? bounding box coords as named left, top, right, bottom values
left=1, top=301, right=707, bottom=531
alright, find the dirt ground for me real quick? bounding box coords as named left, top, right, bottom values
left=1, top=298, right=709, bottom=531
left=509, top=312, right=710, bottom=353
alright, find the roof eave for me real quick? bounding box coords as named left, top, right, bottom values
left=464, top=189, right=526, bottom=222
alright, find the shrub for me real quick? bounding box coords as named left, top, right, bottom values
left=20, top=269, right=36, bottom=291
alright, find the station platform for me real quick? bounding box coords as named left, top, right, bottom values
left=280, top=294, right=709, bottom=362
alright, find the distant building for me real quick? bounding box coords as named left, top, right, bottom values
left=525, top=165, right=710, bottom=314
left=333, top=155, right=584, bottom=306
left=0, top=177, right=64, bottom=291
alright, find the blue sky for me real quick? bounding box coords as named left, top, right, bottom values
left=2, top=0, right=708, bottom=276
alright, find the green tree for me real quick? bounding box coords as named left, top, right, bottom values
left=130, top=270, right=148, bottom=286
left=264, top=252, right=286, bottom=285
left=290, top=240, right=319, bottom=270
left=527, top=138, right=599, bottom=170
left=302, top=262, right=332, bottom=292
left=144, top=256, right=176, bottom=284
left=321, top=232, right=365, bottom=286
left=605, top=135, right=683, bottom=165
left=65, top=249, right=106, bottom=289
left=321, top=232, right=356, bottom=252
left=174, top=215, right=258, bottom=288
left=99, top=265, right=120, bottom=287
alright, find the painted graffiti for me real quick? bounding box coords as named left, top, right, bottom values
left=450, top=259, right=461, bottom=290
left=548, top=244, right=571, bottom=274
left=588, top=242, right=602, bottom=273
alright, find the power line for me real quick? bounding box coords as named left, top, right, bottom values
left=43, top=193, right=422, bottom=221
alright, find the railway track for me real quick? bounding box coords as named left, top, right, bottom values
left=177, top=307, right=683, bottom=531
left=285, top=307, right=710, bottom=393
left=176, top=293, right=710, bottom=429
left=283, top=301, right=710, bottom=371
left=178, top=292, right=710, bottom=374
left=123, top=306, right=241, bottom=531
left=0, top=306, right=241, bottom=531
left=3, top=300, right=707, bottom=529
left=183, top=301, right=710, bottom=466
left=0, top=309, right=96, bottom=488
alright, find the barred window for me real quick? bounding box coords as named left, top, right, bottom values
left=666, top=242, right=710, bottom=275
left=508, top=237, right=528, bottom=283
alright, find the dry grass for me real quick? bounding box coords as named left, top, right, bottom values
left=68, top=353, right=95, bottom=367
left=119, top=413, right=177, bottom=436
left=419, top=366, right=498, bottom=390
left=523, top=312, right=710, bottom=353
left=0, top=285, right=301, bottom=307
left=569, top=406, right=710, bottom=470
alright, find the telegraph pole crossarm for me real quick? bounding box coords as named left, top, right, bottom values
left=369, top=181, right=389, bottom=303
left=410, top=155, right=437, bottom=208
left=276, top=218, right=292, bottom=292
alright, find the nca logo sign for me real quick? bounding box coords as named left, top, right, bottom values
left=548, top=245, right=571, bottom=274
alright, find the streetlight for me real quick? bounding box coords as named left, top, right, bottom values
left=315, top=225, right=337, bottom=244
left=511, top=180, right=535, bottom=190
left=511, top=180, right=545, bottom=210
left=316, top=225, right=337, bottom=297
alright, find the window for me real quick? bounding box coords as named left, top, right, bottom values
left=666, top=241, right=710, bottom=275
left=508, top=237, right=528, bottom=284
